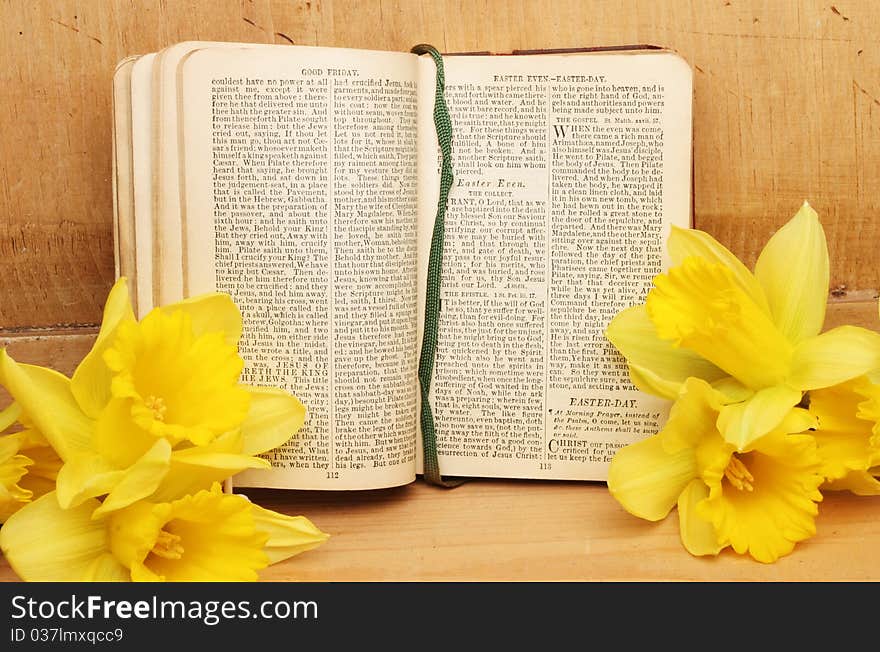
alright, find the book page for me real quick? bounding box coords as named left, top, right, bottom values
left=180, top=45, right=421, bottom=490
left=153, top=41, right=249, bottom=306
left=130, top=53, right=157, bottom=318
left=417, top=51, right=690, bottom=481
left=112, top=56, right=138, bottom=293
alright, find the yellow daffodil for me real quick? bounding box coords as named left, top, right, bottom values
left=806, top=378, right=880, bottom=494
left=608, top=378, right=823, bottom=563
left=0, top=278, right=306, bottom=517
left=104, top=308, right=251, bottom=446
left=606, top=202, right=880, bottom=449
left=0, top=483, right=328, bottom=581
left=0, top=403, right=62, bottom=522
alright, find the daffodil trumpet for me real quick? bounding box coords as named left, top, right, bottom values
left=807, top=378, right=880, bottom=494
left=608, top=378, right=823, bottom=563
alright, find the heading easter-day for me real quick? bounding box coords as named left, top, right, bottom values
left=492, top=74, right=607, bottom=83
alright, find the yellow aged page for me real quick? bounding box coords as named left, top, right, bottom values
left=130, top=53, right=157, bottom=318
left=153, top=42, right=259, bottom=306
left=112, top=56, right=138, bottom=294
left=417, top=51, right=690, bottom=481
left=180, top=46, right=421, bottom=490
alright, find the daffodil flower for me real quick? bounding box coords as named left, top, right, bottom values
left=0, top=483, right=328, bottom=581
left=0, top=278, right=306, bottom=516
left=806, top=377, right=880, bottom=494
left=0, top=403, right=62, bottom=522
left=606, top=202, right=880, bottom=449
left=608, top=378, right=823, bottom=563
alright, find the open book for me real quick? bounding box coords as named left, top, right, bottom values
left=112, top=42, right=693, bottom=490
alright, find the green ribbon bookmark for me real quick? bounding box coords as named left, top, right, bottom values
left=411, top=44, right=464, bottom=488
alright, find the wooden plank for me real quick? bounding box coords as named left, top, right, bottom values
left=824, top=294, right=880, bottom=330
left=1, top=298, right=878, bottom=581
left=0, top=476, right=878, bottom=582
left=0, top=328, right=96, bottom=406
left=0, top=328, right=97, bottom=373
left=234, top=482, right=880, bottom=581
left=1, top=1, right=879, bottom=329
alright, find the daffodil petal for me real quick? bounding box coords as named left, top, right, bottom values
left=81, top=553, right=131, bottom=581
left=15, top=428, right=50, bottom=452
left=668, top=225, right=771, bottom=315
left=170, top=450, right=271, bottom=470
left=660, top=378, right=724, bottom=453
left=789, top=326, right=880, bottom=390
left=0, top=492, right=110, bottom=581
left=677, top=479, right=723, bottom=557
left=56, top=453, right=124, bottom=509
left=94, top=398, right=162, bottom=469
left=150, top=432, right=269, bottom=502
left=777, top=407, right=818, bottom=434
left=606, top=304, right=726, bottom=399
left=754, top=202, right=829, bottom=343
left=130, top=563, right=163, bottom=582
left=626, top=364, right=681, bottom=400
left=240, top=386, right=307, bottom=455
left=823, top=470, right=880, bottom=495
left=646, top=257, right=794, bottom=389
left=0, top=402, right=22, bottom=432
left=158, top=292, right=242, bottom=346
left=607, top=434, right=697, bottom=521
left=71, top=278, right=135, bottom=418
left=717, top=385, right=802, bottom=450
left=92, top=439, right=172, bottom=517
left=710, top=377, right=754, bottom=403
left=0, top=352, right=92, bottom=461
left=249, top=502, right=329, bottom=564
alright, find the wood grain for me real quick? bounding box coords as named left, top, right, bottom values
left=1, top=0, right=879, bottom=329
left=1, top=300, right=878, bottom=581
left=1, top=463, right=879, bottom=582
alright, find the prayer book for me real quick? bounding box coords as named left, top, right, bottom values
left=112, top=41, right=693, bottom=489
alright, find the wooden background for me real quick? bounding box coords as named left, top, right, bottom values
left=2, top=0, right=879, bottom=331
left=2, top=0, right=880, bottom=581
